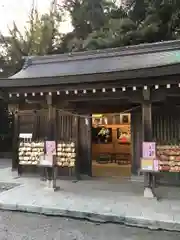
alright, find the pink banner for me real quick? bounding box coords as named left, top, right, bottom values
left=153, top=159, right=159, bottom=172
left=45, top=141, right=56, bottom=155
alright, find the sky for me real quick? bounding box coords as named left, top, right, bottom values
left=0, top=0, right=73, bottom=35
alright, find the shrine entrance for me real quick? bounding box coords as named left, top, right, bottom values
left=91, top=113, right=132, bottom=178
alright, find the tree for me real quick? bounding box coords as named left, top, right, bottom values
left=127, top=0, right=180, bottom=42
left=0, top=0, right=64, bottom=153
left=84, top=0, right=110, bottom=30
left=60, top=0, right=117, bottom=51
left=2, top=0, right=180, bottom=65
left=92, top=0, right=180, bottom=49
left=0, top=0, right=63, bottom=77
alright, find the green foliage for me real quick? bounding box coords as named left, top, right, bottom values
left=0, top=0, right=62, bottom=77
left=60, top=0, right=180, bottom=52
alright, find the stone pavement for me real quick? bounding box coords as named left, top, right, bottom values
left=0, top=167, right=180, bottom=231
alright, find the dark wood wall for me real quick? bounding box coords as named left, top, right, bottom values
left=18, top=110, right=49, bottom=140
left=56, top=110, right=77, bottom=141
left=152, top=109, right=180, bottom=144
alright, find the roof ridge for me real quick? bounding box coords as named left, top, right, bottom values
left=23, top=39, right=180, bottom=66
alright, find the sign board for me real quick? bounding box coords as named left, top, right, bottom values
left=92, top=114, right=103, bottom=118
left=45, top=141, right=56, bottom=155
left=153, top=159, right=159, bottom=172
left=142, top=142, right=156, bottom=159
left=141, top=158, right=154, bottom=171
left=39, top=154, right=53, bottom=167
left=141, top=158, right=159, bottom=172
left=19, top=133, right=32, bottom=139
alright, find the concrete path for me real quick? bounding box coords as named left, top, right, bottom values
left=0, top=167, right=180, bottom=231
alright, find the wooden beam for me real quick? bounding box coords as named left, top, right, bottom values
left=7, top=90, right=144, bottom=106
left=71, top=103, right=139, bottom=114
left=3, top=68, right=180, bottom=94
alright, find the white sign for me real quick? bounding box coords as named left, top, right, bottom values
left=142, top=165, right=153, bottom=171
left=39, top=155, right=53, bottom=167
left=19, top=133, right=32, bottom=139
left=142, top=142, right=156, bottom=158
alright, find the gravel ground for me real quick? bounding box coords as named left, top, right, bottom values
left=0, top=211, right=178, bottom=240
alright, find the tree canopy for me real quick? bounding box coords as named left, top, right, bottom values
left=60, top=0, right=180, bottom=51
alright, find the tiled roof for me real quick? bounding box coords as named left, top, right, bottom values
left=0, top=40, right=180, bottom=88
left=9, top=40, right=180, bottom=80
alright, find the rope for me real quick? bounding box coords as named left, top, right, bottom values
left=56, top=106, right=140, bottom=119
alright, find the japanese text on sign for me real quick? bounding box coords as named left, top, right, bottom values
left=142, top=142, right=156, bottom=158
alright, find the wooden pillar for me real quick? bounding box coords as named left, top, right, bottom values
left=78, top=115, right=92, bottom=177
left=142, top=89, right=155, bottom=197
left=46, top=95, right=57, bottom=140
left=46, top=95, right=54, bottom=141
left=142, top=102, right=152, bottom=141
left=45, top=95, right=57, bottom=185
left=87, top=117, right=92, bottom=177
left=75, top=112, right=92, bottom=178
left=8, top=104, right=19, bottom=170
left=131, top=109, right=142, bottom=175
left=75, top=116, right=81, bottom=180
left=142, top=101, right=152, bottom=186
